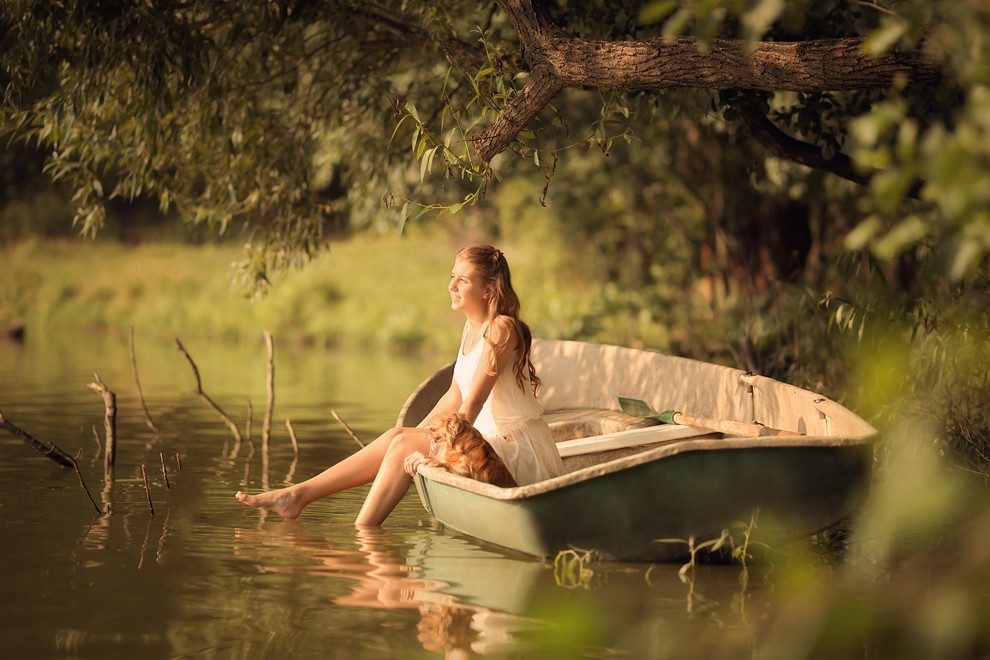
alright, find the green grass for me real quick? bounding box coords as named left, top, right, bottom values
left=0, top=232, right=606, bottom=352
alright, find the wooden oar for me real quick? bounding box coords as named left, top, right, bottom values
left=618, top=397, right=803, bottom=437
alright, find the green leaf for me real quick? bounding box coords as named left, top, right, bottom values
left=419, top=146, right=433, bottom=182
left=938, top=233, right=986, bottom=281
left=662, top=8, right=694, bottom=39
left=864, top=19, right=908, bottom=57
left=388, top=114, right=411, bottom=150
left=638, top=0, right=677, bottom=25
left=742, top=0, right=784, bottom=43
left=874, top=215, right=929, bottom=260
left=845, top=216, right=883, bottom=251
left=871, top=168, right=913, bottom=215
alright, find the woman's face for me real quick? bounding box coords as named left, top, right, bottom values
left=448, top=257, right=488, bottom=315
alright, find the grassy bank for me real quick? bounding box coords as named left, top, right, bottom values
left=0, top=233, right=627, bottom=352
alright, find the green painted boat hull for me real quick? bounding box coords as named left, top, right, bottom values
left=415, top=442, right=872, bottom=561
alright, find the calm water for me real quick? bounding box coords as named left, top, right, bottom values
left=0, top=333, right=769, bottom=658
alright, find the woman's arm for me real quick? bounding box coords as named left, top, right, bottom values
left=416, top=381, right=462, bottom=428
left=414, top=322, right=468, bottom=428
left=458, top=316, right=519, bottom=424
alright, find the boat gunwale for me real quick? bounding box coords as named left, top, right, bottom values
left=415, top=429, right=877, bottom=502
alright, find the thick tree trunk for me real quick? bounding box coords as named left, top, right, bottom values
left=475, top=0, right=941, bottom=164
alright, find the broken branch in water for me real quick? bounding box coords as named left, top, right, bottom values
left=284, top=418, right=300, bottom=457
left=245, top=399, right=256, bottom=458
left=0, top=409, right=75, bottom=467
left=141, top=464, right=154, bottom=515
left=331, top=410, right=366, bottom=448
left=87, top=373, right=117, bottom=467
left=129, top=326, right=160, bottom=434
left=0, top=414, right=100, bottom=513
left=160, top=452, right=171, bottom=489
left=262, top=331, right=275, bottom=451
left=174, top=338, right=242, bottom=443
left=72, top=451, right=103, bottom=515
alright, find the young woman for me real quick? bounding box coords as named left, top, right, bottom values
left=235, top=244, right=563, bottom=525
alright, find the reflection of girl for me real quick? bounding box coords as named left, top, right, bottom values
left=236, top=245, right=563, bottom=525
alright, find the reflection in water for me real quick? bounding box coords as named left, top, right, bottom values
left=232, top=523, right=548, bottom=657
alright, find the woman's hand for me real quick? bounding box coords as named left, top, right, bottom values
left=403, top=451, right=427, bottom=477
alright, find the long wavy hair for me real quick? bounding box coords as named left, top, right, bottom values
left=456, top=244, right=541, bottom=394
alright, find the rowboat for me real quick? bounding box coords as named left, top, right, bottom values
left=399, top=339, right=877, bottom=561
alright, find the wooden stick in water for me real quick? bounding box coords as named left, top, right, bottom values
left=159, top=452, right=171, bottom=489
left=245, top=400, right=252, bottom=441
left=129, top=326, right=160, bottom=434
left=284, top=419, right=300, bottom=457
left=331, top=410, right=366, bottom=448
left=72, top=449, right=103, bottom=515
left=174, top=451, right=182, bottom=471
left=174, top=338, right=242, bottom=443
left=87, top=374, right=117, bottom=466
left=141, top=464, right=154, bottom=515
left=262, top=331, right=275, bottom=451
left=0, top=410, right=76, bottom=467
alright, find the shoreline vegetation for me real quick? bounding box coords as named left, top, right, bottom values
left=0, top=232, right=716, bottom=356
left=0, top=234, right=459, bottom=351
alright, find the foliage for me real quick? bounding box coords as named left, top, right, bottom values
left=0, top=0, right=491, bottom=292
left=552, top=547, right=598, bottom=589
left=1, top=0, right=987, bottom=287
left=634, top=0, right=989, bottom=279
left=660, top=510, right=766, bottom=584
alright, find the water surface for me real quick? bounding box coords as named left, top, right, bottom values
left=0, top=333, right=765, bottom=657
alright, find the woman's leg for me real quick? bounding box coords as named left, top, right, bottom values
left=235, top=427, right=418, bottom=519
left=355, top=428, right=431, bottom=526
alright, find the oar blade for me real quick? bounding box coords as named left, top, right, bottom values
left=618, top=397, right=659, bottom=419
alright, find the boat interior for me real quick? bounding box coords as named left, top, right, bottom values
left=398, top=339, right=877, bottom=477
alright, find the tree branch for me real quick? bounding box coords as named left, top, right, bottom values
left=0, top=410, right=75, bottom=468
left=473, top=67, right=563, bottom=163
left=175, top=338, right=243, bottom=443
left=87, top=374, right=117, bottom=467
left=732, top=102, right=870, bottom=187
left=475, top=0, right=941, bottom=164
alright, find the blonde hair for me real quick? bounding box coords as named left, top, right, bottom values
left=456, top=245, right=540, bottom=394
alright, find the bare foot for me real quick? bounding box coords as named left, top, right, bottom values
left=235, top=488, right=305, bottom=520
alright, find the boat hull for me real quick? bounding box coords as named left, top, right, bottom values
left=403, top=339, right=876, bottom=561
left=415, top=441, right=872, bottom=561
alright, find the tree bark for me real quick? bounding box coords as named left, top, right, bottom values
left=474, top=0, right=941, bottom=163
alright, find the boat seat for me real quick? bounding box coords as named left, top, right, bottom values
left=544, top=407, right=658, bottom=443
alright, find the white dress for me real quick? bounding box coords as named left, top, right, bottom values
left=452, top=322, right=564, bottom=485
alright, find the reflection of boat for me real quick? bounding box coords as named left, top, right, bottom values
left=399, top=339, right=877, bottom=561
